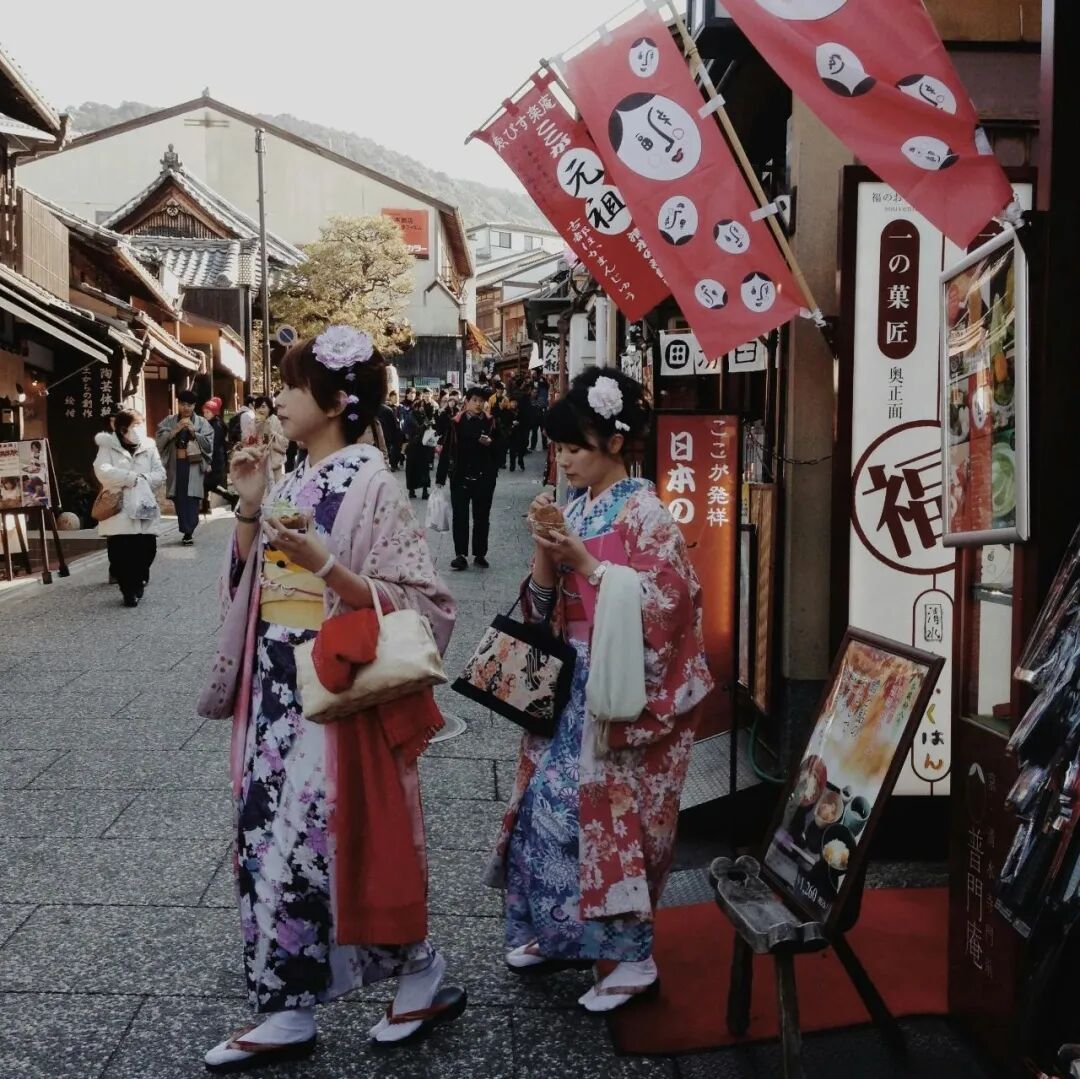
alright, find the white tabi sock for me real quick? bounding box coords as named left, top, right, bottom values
left=204, top=1008, right=316, bottom=1068
left=578, top=957, right=658, bottom=1013
left=505, top=941, right=547, bottom=969
left=369, top=951, right=446, bottom=1043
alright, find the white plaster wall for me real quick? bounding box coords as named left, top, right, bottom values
left=21, top=106, right=465, bottom=337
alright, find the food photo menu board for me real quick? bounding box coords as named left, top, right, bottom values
left=0, top=439, right=53, bottom=509
left=762, top=630, right=943, bottom=929
left=940, top=228, right=1029, bottom=545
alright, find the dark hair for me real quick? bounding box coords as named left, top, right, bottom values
left=464, top=385, right=488, bottom=402
left=608, top=92, right=655, bottom=153
left=543, top=368, right=651, bottom=449
left=252, top=395, right=275, bottom=415
left=115, top=409, right=144, bottom=447
left=244, top=396, right=255, bottom=407
left=279, top=335, right=387, bottom=445
left=30, top=440, right=42, bottom=450
left=177, top=389, right=197, bottom=405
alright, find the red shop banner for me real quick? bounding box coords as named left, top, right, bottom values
left=561, top=9, right=807, bottom=361
left=721, top=0, right=1014, bottom=249
left=656, top=413, right=739, bottom=735
left=473, top=72, right=668, bottom=322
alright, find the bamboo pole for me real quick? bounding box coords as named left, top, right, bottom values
left=663, top=1, right=823, bottom=321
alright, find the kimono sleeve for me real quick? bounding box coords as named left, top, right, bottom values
left=354, top=471, right=457, bottom=653
left=606, top=495, right=710, bottom=750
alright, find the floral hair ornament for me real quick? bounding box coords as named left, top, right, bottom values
left=312, top=325, right=375, bottom=371
left=587, top=375, right=630, bottom=433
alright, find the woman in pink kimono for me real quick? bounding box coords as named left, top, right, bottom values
left=488, top=368, right=714, bottom=1012
left=199, top=327, right=464, bottom=1072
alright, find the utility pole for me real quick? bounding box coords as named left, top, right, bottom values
left=255, top=129, right=271, bottom=395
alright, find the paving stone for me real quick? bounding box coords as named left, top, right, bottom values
left=428, top=914, right=594, bottom=1009
left=1, top=689, right=139, bottom=721
left=419, top=756, right=497, bottom=801
left=425, top=716, right=523, bottom=762
left=0, top=838, right=225, bottom=905
left=425, top=799, right=506, bottom=852
left=0, top=751, right=62, bottom=789
left=29, top=750, right=228, bottom=790
left=427, top=849, right=502, bottom=917
left=0, top=714, right=204, bottom=751
left=513, top=1008, right=676, bottom=1078
left=180, top=719, right=232, bottom=752
left=0, top=789, right=135, bottom=838
left=199, top=852, right=237, bottom=909
left=0, top=993, right=143, bottom=1079
left=104, top=790, right=233, bottom=840
left=0, top=904, right=35, bottom=948
left=496, top=759, right=518, bottom=802
left=0, top=905, right=245, bottom=997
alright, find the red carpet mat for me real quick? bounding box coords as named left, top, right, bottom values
left=609, top=887, right=948, bottom=1056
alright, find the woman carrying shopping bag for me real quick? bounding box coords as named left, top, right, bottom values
left=93, top=409, right=166, bottom=608
left=199, top=326, right=465, bottom=1073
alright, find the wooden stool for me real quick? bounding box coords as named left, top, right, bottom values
left=712, top=855, right=907, bottom=1079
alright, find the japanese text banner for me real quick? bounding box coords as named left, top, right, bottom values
left=474, top=73, right=668, bottom=322
left=561, top=8, right=807, bottom=360
left=721, top=0, right=1013, bottom=249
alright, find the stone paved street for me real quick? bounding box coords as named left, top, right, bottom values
left=0, top=464, right=993, bottom=1079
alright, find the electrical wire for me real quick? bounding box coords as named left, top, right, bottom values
left=746, top=430, right=832, bottom=469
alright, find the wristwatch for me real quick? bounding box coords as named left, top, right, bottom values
left=587, top=561, right=611, bottom=587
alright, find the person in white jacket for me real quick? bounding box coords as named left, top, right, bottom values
left=93, top=410, right=166, bottom=608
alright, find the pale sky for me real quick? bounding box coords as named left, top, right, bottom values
left=3, top=0, right=684, bottom=192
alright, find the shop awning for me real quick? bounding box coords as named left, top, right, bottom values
left=135, top=314, right=202, bottom=371
left=465, top=321, right=501, bottom=357
left=218, top=334, right=246, bottom=380
left=0, top=279, right=110, bottom=363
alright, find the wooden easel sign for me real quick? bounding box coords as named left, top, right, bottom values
left=0, top=439, right=69, bottom=584
left=761, top=629, right=944, bottom=932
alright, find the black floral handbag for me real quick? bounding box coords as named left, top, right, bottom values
left=452, top=596, right=576, bottom=738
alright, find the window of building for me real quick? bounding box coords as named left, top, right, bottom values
left=524, top=235, right=538, bottom=251
left=492, top=231, right=511, bottom=249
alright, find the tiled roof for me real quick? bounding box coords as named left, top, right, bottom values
left=104, top=158, right=304, bottom=268
left=128, top=236, right=285, bottom=290
left=0, top=44, right=62, bottom=134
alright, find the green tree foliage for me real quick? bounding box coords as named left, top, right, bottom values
left=271, top=215, right=416, bottom=354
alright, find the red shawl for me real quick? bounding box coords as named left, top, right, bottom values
left=313, top=607, right=443, bottom=945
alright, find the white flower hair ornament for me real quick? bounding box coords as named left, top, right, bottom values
left=313, top=325, right=375, bottom=371
left=588, top=375, right=631, bottom=433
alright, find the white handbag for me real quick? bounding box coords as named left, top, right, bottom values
left=294, top=578, right=447, bottom=724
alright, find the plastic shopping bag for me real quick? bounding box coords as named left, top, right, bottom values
left=426, top=485, right=451, bottom=532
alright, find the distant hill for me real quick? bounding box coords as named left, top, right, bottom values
left=65, top=100, right=550, bottom=232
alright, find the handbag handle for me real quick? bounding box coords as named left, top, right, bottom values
left=326, top=575, right=395, bottom=629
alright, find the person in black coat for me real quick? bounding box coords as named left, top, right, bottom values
left=436, top=387, right=497, bottom=570
left=403, top=401, right=434, bottom=499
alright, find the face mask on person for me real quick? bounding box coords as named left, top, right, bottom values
left=126, top=425, right=146, bottom=444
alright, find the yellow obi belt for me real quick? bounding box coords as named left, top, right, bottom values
left=259, top=543, right=326, bottom=631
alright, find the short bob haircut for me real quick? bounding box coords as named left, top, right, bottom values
left=543, top=368, right=651, bottom=449
left=280, top=334, right=388, bottom=445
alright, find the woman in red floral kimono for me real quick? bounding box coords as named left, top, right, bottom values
left=486, top=368, right=713, bottom=1013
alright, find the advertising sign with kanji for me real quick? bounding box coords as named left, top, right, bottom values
left=762, top=630, right=942, bottom=930
left=0, top=439, right=53, bottom=508
left=722, top=0, right=1014, bottom=248
left=561, top=8, right=807, bottom=361
left=656, top=413, right=738, bottom=733
left=940, top=229, right=1029, bottom=545
left=846, top=176, right=1031, bottom=795
left=382, top=209, right=430, bottom=259
left=473, top=71, right=668, bottom=321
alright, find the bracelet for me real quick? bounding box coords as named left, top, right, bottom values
left=234, top=508, right=261, bottom=524
left=312, top=553, right=337, bottom=579
left=587, top=561, right=611, bottom=587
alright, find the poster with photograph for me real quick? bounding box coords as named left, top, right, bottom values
left=940, top=229, right=1029, bottom=545
left=762, top=631, right=942, bottom=928
left=0, top=439, right=53, bottom=509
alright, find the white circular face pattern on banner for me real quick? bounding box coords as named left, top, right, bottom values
left=902, top=135, right=958, bottom=171
left=608, top=93, right=702, bottom=181
left=741, top=272, right=777, bottom=313
left=816, top=43, right=876, bottom=97
left=695, top=279, right=728, bottom=310
left=629, top=37, right=660, bottom=78
left=556, top=147, right=606, bottom=198
left=584, top=185, right=632, bottom=235
left=896, top=74, right=958, bottom=115
left=752, top=0, right=848, bottom=19
left=657, top=196, right=698, bottom=246
left=713, top=219, right=751, bottom=255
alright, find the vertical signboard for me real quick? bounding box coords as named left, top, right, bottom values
left=656, top=414, right=738, bottom=734
left=847, top=177, right=1032, bottom=795
left=382, top=209, right=430, bottom=259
